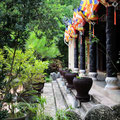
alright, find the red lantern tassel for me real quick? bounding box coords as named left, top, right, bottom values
left=114, top=8, right=116, bottom=25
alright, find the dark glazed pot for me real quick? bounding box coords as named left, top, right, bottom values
left=59, top=69, right=62, bottom=76
left=62, top=70, right=68, bottom=79
left=73, top=77, right=93, bottom=102
left=65, top=73, right=78, bottom=89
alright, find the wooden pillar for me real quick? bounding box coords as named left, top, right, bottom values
left=79, top=32, right=86, bottom=75
left=89, top=23, right=98, bottom=80
left=74, top=32, right=79, bottom=73
left=105, top=6, right=119, bottom=89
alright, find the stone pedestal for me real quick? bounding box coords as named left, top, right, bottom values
left=105, top=6, right=119, bottom=89
left=89, top=72, right=98, bottom=81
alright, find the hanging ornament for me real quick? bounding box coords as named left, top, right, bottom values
left=91, top=22, right=96, bottom=38
left=112, top=1, right=118, bottom=25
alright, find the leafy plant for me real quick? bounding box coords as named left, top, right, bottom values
left=26, top=31, right=60, bottom=60
left=45, top=76, right=52, bottom=83
left=17, top=96, right=53, bottom=120
left=0, top=109, right=9, bottom=120
left=56, top=109, right=69, bottom=120
left=56, top=108, right=80, bottom=120
left=0, top=46, right=49, bottom=118
left=76, top=76, right=81, bottom=79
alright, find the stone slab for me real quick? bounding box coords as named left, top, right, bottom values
left=42, top=83, right=56, bottom=117
left=52, top=81, right=66, bottom=110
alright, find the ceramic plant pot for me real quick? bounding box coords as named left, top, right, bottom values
left=73, top=77, right=93, bottom=102
left=32, top=82, right=44, bottom=93
left=65, top=73, right=78, bottom=89
left=62, top=70, right=68, bottom=78
left=59, top=69, right=63, bottom=76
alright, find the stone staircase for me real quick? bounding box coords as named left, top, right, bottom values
left=42, top=77, right=119, bottom=119
left=55, top=78, right=97, bottom=119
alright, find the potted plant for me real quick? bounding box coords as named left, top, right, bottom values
left=73, top=76, right=93, bottom=102
left=65, top=72, right=78, bottom=89
left=32, top=75, right=45, bottom=93
left=20, top=58, right=48, bottom=94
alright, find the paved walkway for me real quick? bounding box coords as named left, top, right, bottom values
left=42, top=83, right=56, bottom=118
left=42, top=80, right=68, bottom=117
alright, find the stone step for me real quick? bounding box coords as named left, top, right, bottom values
left=52, top=81, right=66, bottom=110
left=70, top=89, right=97, bottom=113
left=56, top=78, right=97, bottom=119
left=56, top=78, right=86, bottom=119
left=90, top=81, right=118, bottom=106
left=56, top=78, right=118, bottom=119
left=56, top=78, right=73, bottom=107
left=81, top=102, right=95, bottom=113
left=42, top=83, right=56, bottom=117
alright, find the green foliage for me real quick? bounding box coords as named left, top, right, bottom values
left=17, top=96, right=53, bottom=120
left=76, top=76, right=81, bottom=79
left=0, top=109, right=9, bottom=120
left=0, top=0, right=43, bottom=48
left=0, top=46, right=49, bottom=116
left=0, top=102, right=9, bottom=120
left=26, top=30, right=60, bottom=59
left=45, top=76, right=52, bottom=83
left=0, top=0, right=82, bottom=67
left=56, top=108, right=80, bottom=120
left=1, top=46, right=49, bottom=89
left=56, top=109, right=69, bottom=120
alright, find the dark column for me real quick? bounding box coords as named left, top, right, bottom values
left=105, top=6, right=118, bottom=89
left=79, top=32, right=86, bottom=75
left=74, top=31, right=79, bottom=73
left=89, top=23, right=97, bottom=80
